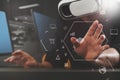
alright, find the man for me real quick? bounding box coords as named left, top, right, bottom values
left=4, top=20, right=120, bottom=69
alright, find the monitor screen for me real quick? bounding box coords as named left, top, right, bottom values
left=0, top=11, right=13, bottom=54
left=32, top=11, right=57, bottom=52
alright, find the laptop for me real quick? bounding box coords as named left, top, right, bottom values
left=0, top=11, right=19, bottom=67
left=0, top=11, right=13, bottom=55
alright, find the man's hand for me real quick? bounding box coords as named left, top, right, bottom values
left=71, top=20, right=109, bottom=60
left=4, top=50, right=38, bottom=68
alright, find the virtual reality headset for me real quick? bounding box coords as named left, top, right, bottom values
left=58, top=0, right=100, bottom=20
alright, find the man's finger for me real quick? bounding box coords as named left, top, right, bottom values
left=102, top=45, right=110, bottom=51
left=4, top=56, right=15, bottom=63
left=70, top=37, right=80, bottom=48
left=12, top=50, right=24, bottom=55
left=9, top=56, right=16, bottom=62
left=86, top=20, right=99, bottom=36
left=94, top=24, right=103, bottom=39
left=4, top=57, right=10, bottom=62
left=12, top=50, right=29, bottom=57
left=97, top=34, right=106, bottom=45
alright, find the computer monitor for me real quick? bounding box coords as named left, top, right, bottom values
left=32, top=10, right=58, bottom=52
left=0, top=11, right=13, bottom=54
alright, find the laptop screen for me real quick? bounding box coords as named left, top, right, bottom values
left=0, top=11, right=13, bottom=54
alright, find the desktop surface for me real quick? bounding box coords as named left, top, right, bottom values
left=0, top=67, right=119, bottom=80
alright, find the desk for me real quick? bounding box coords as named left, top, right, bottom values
left=0, top=68, right=119, bottom=80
